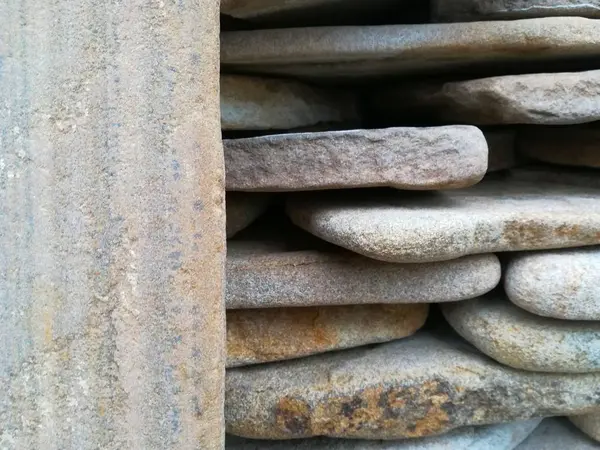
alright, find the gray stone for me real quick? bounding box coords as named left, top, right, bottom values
left=508, top=166, right=600, bottom=189
left=225, top=332, right=600, bottom=440
left=221, top=75, right=357, bottom=130
left=433, top=0, right=600, bottom=22
left=505, top=248, right=600, bottom=320
left=286, top=179, right=600, bottom=263
left=226, top=242, right=501, bottom=309
left=486, top=130, right=518, bottom=172
left=226, top=420, right=542, bottom=449
left=442, top=295, right=600, bottom=373
left=368, top=70, right=600, bottom=126
left=221, top=17, right=600, bottom=79
left=570, top=413, right=600, bottom=442
left=516, top=418, right=599, bottom=449
left=224, top=126, right=488, bottom=191
left=227, top=192, right=273, bottom=238
left=0, top=1, right=225, bottom=448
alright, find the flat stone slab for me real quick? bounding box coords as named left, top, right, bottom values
left=286, top=180, right=600, bottom=263
left=221, top=75, right=357, bottom=130
left=227, top=419, right=542, bottom=449
left=486, top=130, right=517, bottom=172
left=227, top=192, right=273, bottom=238
left=570, top=413, right=600, bottom=442
left=226, top=242, right=501, bottom=308
left=518, top=126, right=600, bottom=168
left=505, top=248, right=600, bottom=320
left=224, top=126, right=487, bottom=191
left=442, top=295, right=600, bottom=373
left=433, top=0, right=600, bottom=22
left=226, top=304, right=428, bottom=367
left=516, top=418, right=599, bottom=449
left=221, top=17, right=600, bottom=79
left=368, top=70, right=600, bottom=126
left=226, top=332, right=600, bottom=440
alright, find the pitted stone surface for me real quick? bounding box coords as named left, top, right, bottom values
left=224, top=126, right=487, bottom=191
left=570, top=413, right=600, bottom=442
left=368, top=70, right=600, bottom=126
left=286, top=180, right=600, bottom=263
left=442, top=295, right=600, bottom=373
left=227, top=192, right=273, bottom=238
left=226, top=242, right=501, bottom=309
left=221, top=17, right=600, bottom=79
left=505, top=248, right=600, bottom=320
left=226, top=419, right=542, bottom=449
left=226, top=304, right=428, bottom=367
left=516, top=418, right=599, bottom=449
left=226, top=332, right=600, bottom=440
left=485, top=130, right=517, bottom=172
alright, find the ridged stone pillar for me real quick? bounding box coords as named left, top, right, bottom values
left=0, top=1, right=225, bottom=448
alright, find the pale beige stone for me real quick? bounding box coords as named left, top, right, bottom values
left=570, top=413, right=600, bottom=442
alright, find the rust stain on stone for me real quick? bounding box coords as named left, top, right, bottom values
left=275, top=396, right=312, bottom=435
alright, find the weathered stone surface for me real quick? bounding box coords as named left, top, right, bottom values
left=226, top=419, right=542, bottom=449
left=0, top=1, right=225, bottom=448
left=226, top=304, right=428, bottom=367
left=442, top=295, right=600, bottom=373
left=486, top=130, right=518, bottom=172
left=286, top=180, right=600, bottom=263
left=516, top=418, right=599, bottom=449
left=227, top=192, right=273, bottom=238
left=224, top=126, right=488, bottom=192
left=518, top=126, right=600, bottom=168
left=221, top=75, right=357, bottom=130
left=570, top=413, right=600, bottom=442
left=369, top=70, right=600, bottom=126
left=221, top=17, right=600, bottom=79
left=226, top=242, right=501, bottom=309
left=432, top=0, right=600, bottom=22
left=505, top=248, right=600, bottom=320
left=226, top=332, right=600, bottom=440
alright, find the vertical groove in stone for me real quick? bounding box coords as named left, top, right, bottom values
left=0, top=0, right=225, bottom=449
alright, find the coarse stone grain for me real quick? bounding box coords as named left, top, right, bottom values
left=505, top=247, right=600, bottom=320
left=225, top=332, right=600, bottom=440
left=221, top=17, right=600, bottom=79
left=226, top=304, right=428, bottom=367
left=442, top=295, right=600, bottom=373
left=221, top=75, right=357, bottom=130
left=516, top=417, right=599, bottom=449
left=286, top=179, right=600, bottom=263
left=570, top=413, right=600, bottom=442
left=0, top=1, right=225, bottom=449
left=224, top=126, right=487, bottom=191
left=227, top=192, right=273, bottom=238
left=485, top=130, right=518, bottom=172
left=226, top=242, right=501, bottom=309
left=226, top=419, right=542, bottom=449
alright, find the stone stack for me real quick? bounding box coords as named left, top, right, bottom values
left=221, top=1, right=600, bottom=448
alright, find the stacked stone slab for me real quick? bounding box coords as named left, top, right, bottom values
left=221, top=1, right=600, bottom=448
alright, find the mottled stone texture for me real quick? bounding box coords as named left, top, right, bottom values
left=0, top=1, right=225, bottom=449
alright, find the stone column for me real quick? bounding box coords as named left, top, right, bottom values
left=0, top=1, right=225, bottom=449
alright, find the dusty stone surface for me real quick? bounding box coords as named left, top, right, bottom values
left=432, top=0, right=600, bottom=22
left=224, top=126, right=487, bottom=191
left=221, top=75, right=357, bottom=130
left=227, top=192, right=273, bottom=238
left=505, top=248, right=600, bottom=320
left=226, top=419, right=542, bottom=449
left=516, top=418, right=599, bottom=449
left=0, top=1, right=225, bottom=448
left=286, top=179, right=600, bottom=263
left=369, top=70, right=600, bottom=126
left=226, top=242, right=501, bottom=309
left=442, top=295, right=600, bottom=373
left=226, top=332, right=600, bottom=440
left=570, top=413, right=600, bottom=442
left=518, top=126, right=600, bottom=168
left=221, top=17, right=600, bottom=79
left=226, top=304, right=428, bottom=367
left=486, top=130, right=518, bottom=172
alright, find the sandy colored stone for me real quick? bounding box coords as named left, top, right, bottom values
left=442, top=295, right=600, bottom=373
left=226, top=304, right=428, bottom=367
left=486, top=130, right=518, bottom=172
left=516, top=418, right=599, bottom=449
left=505, top=248, right=600, bottom=320
left=227, top=420, right=542, bottom=449
left=0, top=1, right=225, bottom=448
left=369, top=70, right=600, bottom=126
left=227, top=192, right=272, bottom=238
left=221, top=17, right=600, bottom=79
left=286, top=179, right=600, bottom=263
left=570, top=413, right=600, bottom=442
left=226, top=332, right=600, bottom=440
left=224, top=126, right=487, bottom=191
left=226, top=242, right=501, bottom=309
left=518, top=126, right=600, bottom=168
left=221, top=75, right=357, bottom=131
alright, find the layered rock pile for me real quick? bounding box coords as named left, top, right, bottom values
left=221, top=1, right=600, bottom=448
